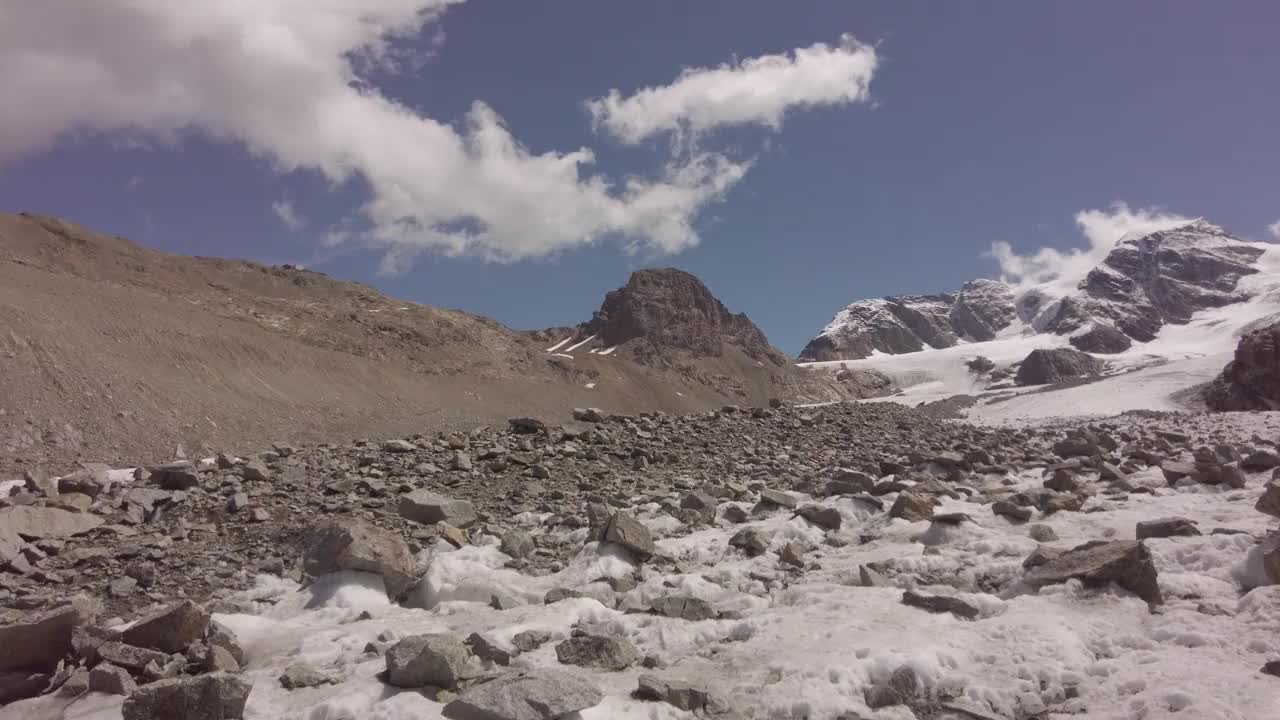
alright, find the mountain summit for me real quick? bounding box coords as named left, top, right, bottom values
left=801, top=219, right=1265, bottom=361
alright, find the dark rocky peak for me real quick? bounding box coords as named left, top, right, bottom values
left=949, top=279, right=1016, bottom=341
left=581, top=268, right=784, bottom=364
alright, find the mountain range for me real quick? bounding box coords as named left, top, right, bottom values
left=800, top=219, right=1267, bottom=361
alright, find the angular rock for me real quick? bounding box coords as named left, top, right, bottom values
left=1257, top=483, right=1280, bottom=520
left=89, top=663, right=137, bottom=696
left=756, top=489, right=798, bottom=510
left=729, top=527, right=769, bottom=556
left=122, top=672, right=251, bottom=720
left=603, top=512, right=655, bottom=559
left=901, top=590, right=979, bottom=619
left=303, top=519, right=416, bottom=600
left=1024, top=540, right=1162, bottom=605
left=382, top=439, right=417, bottom=453
left=554, top=633, right=639, bottom=671
left=1015, top=348, right=1104, bottom=386
left=442, top=669, right=603, bottom=720
left=795, top=504, right=842, bottom=530
left=385, top=634, right=474, bottom=689
left=0, top=594, right=100, bottom=672
left=649, top=595, right=717, bottom=621
left=992, top=500, right=1032, bottom=523
left=636, top=673, right=716, bottom=711
left=1028, top=524, right=1058, bottom=542
left=1136, top=517, right=1201, bottom=540
left=0, top=505, right=104, bottom=542
left=279, top=662, right=339, bottom=689
left=120, top=600, right=210, bottom=654
left=399, top=490, right=479, bottom=529
left=889, top=491, right=935, bottom=522
left=149, top=462, right=200, bottom=490
left=500, top=530, right=534, bottom=559
left=97, top=641, right=170, bottom=671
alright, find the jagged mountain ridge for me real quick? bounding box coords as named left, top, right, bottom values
left=801, top=219, right=1265, bottom=361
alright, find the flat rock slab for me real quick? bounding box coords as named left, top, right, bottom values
left=398, top=490, right=479, bottom=529
left=443, top=669, right=602, bottom=720
left=120, top=600, right=209, bottom=654
left=0, top=506, right=104, bottom=542
left=122, top=672, right=251, bottom=720
left=1024, top=539, right=1162, bottom=605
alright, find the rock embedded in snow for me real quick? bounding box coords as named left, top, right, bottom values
left=120, top=600, right=209, bottom=654
left=1015, top=348, right=1105, bottom=386
left=755, top=489, right=798, bottom=511
left=385, top=634, right=475, bottom=689
left=1024, top=540, right=1163, bottom=605
left=795, top=504, right=842, bottom=530
left=602, top=511, right=655, bottom=559
left=555, top=632, right=640, bottom=671
left=1028, top=524, right=1058, bottom=542
left=636, top=673, right=718, bottom=712
left=499, top=530, right=534, bottom=559
left=901, top=589, right=980, bottom=620
left=864, top=665, right=921, bottom=709
left=1257, top=483, right=1280, bottom=519
left=1136, top=517, right=1201, bottom=540
left=399, top=490, right=479, bottom=529
left=278, top=662, right=340, bottom=689
left=302, top=519, right=416, bottom=600
left=1069, top=323, right=1132, bottom=354
left=122, top=672, right=251, bottom=720
left=442, top=669, right=603, bottom=720
left=992, top=500, right=1032, bottom=523
left=511, top=630, right=552, bottom=653
left=729, top=527, right=770, bottom=556
left=889, top=491, right=935, bottom=522
left=650, top=595, right=717, bottom=621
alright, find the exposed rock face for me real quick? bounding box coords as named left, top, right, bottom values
left=802, top=220, right=1263, bottom=361
left=1069, top=324, right=1133, bottom=354
left=949, top=280, right=1017, bottom=341
left=1015, top=348, right=1105, bottom=386
left=580, top=268, right=784, bottom=365
left=1047, top=220, right=1263, bottom=341
left=1206, top=321, right=1280, bottom=411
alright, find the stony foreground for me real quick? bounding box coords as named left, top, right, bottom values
left=2, top=403, right=1280, bottom=719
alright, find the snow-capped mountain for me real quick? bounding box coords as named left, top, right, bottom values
left=800, top=219, right=1265, bottom=361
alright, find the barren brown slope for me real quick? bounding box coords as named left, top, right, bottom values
left=0, top=214, right=846, bottom=474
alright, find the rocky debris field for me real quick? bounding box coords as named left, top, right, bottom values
left=2, top=403, right=1280, bottom=719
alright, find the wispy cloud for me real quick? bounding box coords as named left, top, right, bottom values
left=271, top=200, right=305, bottom=230
left=988, top=203, right=1193, bottom=292
left=586, top=35, right=878, bottom=145
left=1268, top=219, right=1280, bottom=239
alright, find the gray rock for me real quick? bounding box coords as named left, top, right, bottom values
left=1069, top=323, right=1132, bottom=354
left=555, top=633, right=639, bottom=671
left=148, top=462, right=201, bottom=490
left=207, top=621, right=246, bottom=667
left=303, top=519, right=416, bottom=600
left=122, top=672, right=251, bottom=720
left=889, top=492, right=935, bottom=522
left=0, top=594, right=101, bottom=672
left=992, top=500, right=1032, bottom=523
left=636, top=673, right=716, bottom=711
left=97, top=641, right=169, bottom=671
left=603, top=512, right=655, bottom=559
left=572, top=408, right=607, bottom=423
left=385, top=634, right=474, bottom=689
left=1024, top=540, right=1162, bottom=605
left=859, top=565, right=892, bottom=587
left=795, top=505, right=842, bottom=530
left=0, top=670, right=51, bottom=704
left=901, top=590, right=979, bottom=619
left=729, top=527, right=769, bottom=556
left=756, top=489, right=798, bottom=510
left=399, top=490, right=479, bottom=529
left=500, top=530, right=534, bottom=559
left=0, top=505, right=104, bottom=544
left=1015, top=348, right=1104, bottom=386
left=279, top=662, right=339, bottom=689
left=650, top=595, right=717, bottom=621
left=382, top=439, right=418, bottom=453
left=508, top=417, right=547, bottom=434
left=543, top=587, right=585, bottom=604
left=511, top=630, right=553, bottom=653
left=120, top=600, right=210, bottom=654
left=865, top=665, right=919, bottom=709
left=1257, top=483, right=1280, bottom=519
left=1136, top=517, right=1201, bottom=540
left=442, top=669, right=602, bottom=720
left=1028, top=524, right=1058, bottom=542
left=89, top=663, right=137, bottom=696
left=466, top=632, right=512, bottom=666
left=679, top=491, right=718, bottom=523
left=241, top=457, right=272, bottom=482
left=779, top=542, right=806, bottom=567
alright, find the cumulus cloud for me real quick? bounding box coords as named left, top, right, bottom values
left=272, top=200, right=305, bottom=230
left=0, top=0, right=779, bottom=265
left=1269, top=220, right=1280, bottom=239
left=587, top=35, right=877, bottom=144
left=989, top=203, right=1193, bottom=291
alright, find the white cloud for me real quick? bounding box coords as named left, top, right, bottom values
left=1268, top=220, right=1280, bottom=239
left=989, top=203, right=1193, bottom=292
left=272, top=200, right=305, bottom=230
left=586, top=34, right=877, bottom=144
left=0, top=0, right=773, bottom=265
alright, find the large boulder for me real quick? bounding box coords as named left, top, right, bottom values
left=1069, top=324, right=1133, bottom=354
left=385, top=634, right=475, bottom=689
left=1024, top=540, right=1162, bottom=605
left=0, top=506, right=104, bottom=545
left=442, top=669, right=603, bottom=720
left=0, top=594, right=101, bottom=672
left=1206, top=321, right=1280, bottom=411
left=120, top=600, right=210, bottom=654
left=302, top=519, right=416, bottom=600
left=1015, top=348, right=1105, bottom=386
left=602, top=512, right=655, bottom=559
left=122, top=672, right=251, bottom=720
left=398, top=491, right=479, bottom=529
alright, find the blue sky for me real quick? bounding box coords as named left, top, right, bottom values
left=2, top=1, right=1277, bottom=354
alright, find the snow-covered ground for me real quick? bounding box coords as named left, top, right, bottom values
left=14, top=452, right=1280, bottom=720
left=800, top=244, right=1280, bottom=423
